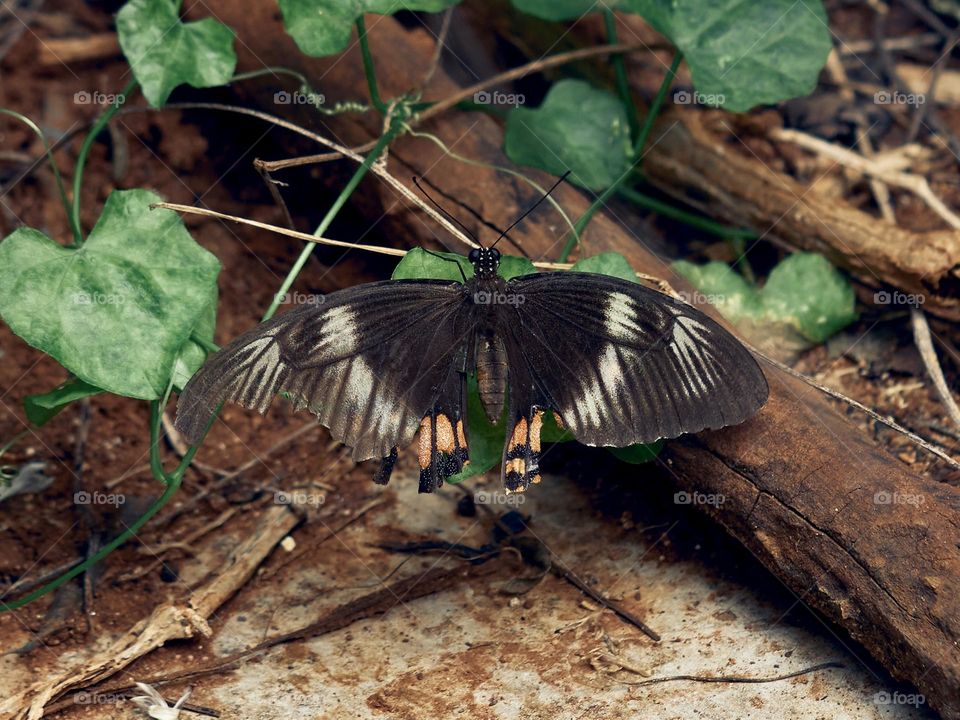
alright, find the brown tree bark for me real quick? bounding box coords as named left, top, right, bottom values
left=192, top=5, right=960, bottom=717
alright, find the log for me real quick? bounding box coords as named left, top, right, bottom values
left=642, top=113, right=960, bottom=321
left=190, top=5, right=960, bottom=716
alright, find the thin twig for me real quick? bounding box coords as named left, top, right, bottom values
left=620, top=661, right=844, bottom=687
left=910, top=308, right=960, bottom=430
left=770, top=127, right=960, bottom=228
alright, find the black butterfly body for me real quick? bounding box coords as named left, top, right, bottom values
left=175, top=248, right=768, bottom=493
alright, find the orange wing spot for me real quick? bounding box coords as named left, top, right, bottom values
left=456, top=419, right=467, bottom=448
left=532, top=473, right=542, bottom=484
left=418, top=416, right=432, bottom=470
left=506, top=458, right=526, bottom=475
left=552, top=411, right=565, bottom=429
left=529, top=410, right=544, bottom=453
left=510, top=417, right=528, bottom=450
left=435, top=414, right=455, bottom=454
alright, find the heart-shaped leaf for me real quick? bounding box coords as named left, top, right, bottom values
left=279, top=0, right=461, bottom=57
left=673, top=252, right=857, bottom=344
left=0, top=189, right=221, bottom=400
left=505, top=79, right=633, bottom=191
left=511, top=0, right=831, bottom=111
left=570, top=251, right=637, bottom=283
left=117, top=0, right=237, bottom=107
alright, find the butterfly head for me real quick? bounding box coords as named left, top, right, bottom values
left=469, top=247, right=501, bottom=278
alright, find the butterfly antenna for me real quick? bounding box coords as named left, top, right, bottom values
left=422, top=247, right=468, bottom=283
left=490, top=170, right=571, bottom=249
left=412, top=176, right=481, bottom=248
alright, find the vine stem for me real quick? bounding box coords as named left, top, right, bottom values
left=616, top=187, right=755, bottom=239
left=263, top=121, right=403, bottom=321
left=559, top=51, right=682, bottom=262
left=357, top=16, right=388, bottom=115
left=604, top=9, right=640, bottom=140
left=0, top=109, right=79, bottom=244
left=71, top=79, right=138, bottom=241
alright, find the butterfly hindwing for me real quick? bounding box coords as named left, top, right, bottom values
left=174, top=279, right=472, bottom=464
left=502, top=271, right=768, bottom=450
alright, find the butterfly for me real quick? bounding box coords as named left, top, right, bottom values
left=174, top=245, right=769, bottom=494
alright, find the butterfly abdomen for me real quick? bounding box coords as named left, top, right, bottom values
left=477, top=330, right=508, bottom=423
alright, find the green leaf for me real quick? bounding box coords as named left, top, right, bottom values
left=24, top=378, right=103, bottom=427
left=672, top=259, right=764, bottom=324
left=571, top=252, right=637, bottom=283
left=673, top=253, right=857, bottom=344
left=391, top=248, right=536, bottom=282
left=0, top=189, right=221, bottom=400
left=117, top=0, right=237, bottom=107
left=446, top=374, right=504, bottom=483
left=628, top=0, right=832, bottom=111
left=510, top=0, right=830, bottom=112
left=171, top=283, right=218, bottom=391
left=278, top=0, right=460, bottom=57
left=511, top=0, right=597, bottom=21
left=761, top=252, right=857, bottom=343
left=504, top=80, right=633, bottom=191
left=610, top=440, right=663, bottom=464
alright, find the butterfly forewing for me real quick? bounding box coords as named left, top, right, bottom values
left=502, top=271, right=768, bottom=449
left=174, top=279, right=472, bottom=462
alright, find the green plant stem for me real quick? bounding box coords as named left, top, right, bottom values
left=263, top=122, right=402, bottom=321
left=633, top=52, right=681, bottom=158
left=356, top=16, right=387, bottom=115
left=617, top=187, right=755, bottom=239
left=190, top=332, right=220, bottom=354
left=604, top=9, right=640, bottom=141
left=0, top=109, right=79, bottom=244
left=71, top=79, right=138, bottom=241
left=560, top=51, right=682, bottom=262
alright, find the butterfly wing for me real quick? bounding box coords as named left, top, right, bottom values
left=174, top=279, right=474, bottom=469
left=497, top=271, right=768, bottom=489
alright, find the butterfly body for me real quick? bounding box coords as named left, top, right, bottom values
left=175, top=247, right=768, bottom=495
